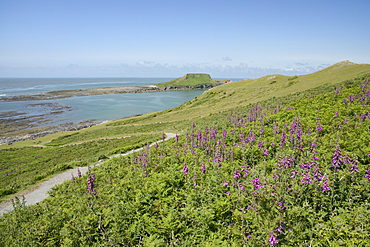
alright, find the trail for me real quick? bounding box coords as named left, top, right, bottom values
left=0, top=133, right=177, bottom=216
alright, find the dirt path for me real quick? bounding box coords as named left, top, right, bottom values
left=0, top=133, right=177, bottom=216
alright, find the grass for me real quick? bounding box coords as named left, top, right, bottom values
left=155, top=73, right=220, bottom=87
left=0, top=133, right=161, bottom=201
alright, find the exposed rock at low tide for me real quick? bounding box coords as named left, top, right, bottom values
left=0, top=84, right=215, bottom=102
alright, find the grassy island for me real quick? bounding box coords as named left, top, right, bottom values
left=155, top=73, right=221, bottom=88
left=1, top=61, right=370, bottom=246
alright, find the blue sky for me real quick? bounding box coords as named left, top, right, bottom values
left=0, top=0, right=369, bottom=78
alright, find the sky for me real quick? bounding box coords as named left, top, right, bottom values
left=0, top=0, right=369, bottom=78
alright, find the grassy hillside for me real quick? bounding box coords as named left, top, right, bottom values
left=106, top=61, right=370, bottom=127
left=0, top=61, right=369, bottom=245
left=155, top=73, right=220, bottom=88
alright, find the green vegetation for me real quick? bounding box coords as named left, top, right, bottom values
left=0, top=133, right=161, bottom=199
left=0, top=61, right=370, bottom=246
left=155, top=73, right=220, bottom=88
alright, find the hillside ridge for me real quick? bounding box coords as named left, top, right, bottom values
left=154, top=73, right=222, bottom=88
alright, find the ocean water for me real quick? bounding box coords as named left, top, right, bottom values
left=0, top=77, right=212, bottom=128
left=0, top=77, right=172, bottom=96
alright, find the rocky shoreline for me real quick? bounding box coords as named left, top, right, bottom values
left=0, top=120, right=96, bottom=145
left=0, top=114, right=143, bottom=146
left=0, top=84, right=216, bottom=102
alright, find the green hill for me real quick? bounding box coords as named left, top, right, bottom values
left=131, top=60, right=370, bottom=124
left=1, top=60, right=370, bottom=245
left=155, top=73, right=221, bottom=88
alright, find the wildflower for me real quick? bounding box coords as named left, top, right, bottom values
left=264, top=148, right=269, bottom=156
left=348, top=155, right=360, bottom=175
left=200, top=164, right=206, bottom=174
left=309, top=141, right=317, bottom=153
left=290, top=118, right=301, bottom=141
left=249, top=131, right=255, bottom=142
left=252, top=177, right=264, bottom=190
left=222, top=130, right=227, bottom=139
left=277, top=202, right=288, bottom=210
left=276, top=222, right=285, bottom=234
left=313, top=168, right=323, bottom=181
left=77, top=168, right=82, bottom=178
left=316, top=122, right=323, bottom=132
left=197, top=131, right=202, bottom=140
left=280, top=131, right=287, bottom=147
left=331, top=146, right=343, bottom=169
left=71, top=175, right=75, bottom=182
left=234, top=170, right=241, bottom=178
left=226, top=191, right=231, bottom=195
left=210, top=128, right=217, bottom=139
left=269, top=233, right=278, bottom=246
left=223, top=181, right=229, bottom=186
left=365, top=170, right=370, bottom=180
left=183, top=164, right=189, bottom=174
left=239, top=184, right=245, bottom=190
left=290, top=170, right=298, bottom=179
left=301, top=172, right=313, bottom=184
left=192, top=176, right=197, bottom=188
left=321, top=178, right=330, bottom=192
left=258, top=141, right=263, bottom=149
left=87, top=173, right=96, bottom=195
left=348, top=95, right=355, bottom=102
left=277, top=157, right=294, bottom=168
left=243, top=168, right=249, bottom=178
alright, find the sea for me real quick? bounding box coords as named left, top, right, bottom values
left=0, top=77, right=238, bottom=130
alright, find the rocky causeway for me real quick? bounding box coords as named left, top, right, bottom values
left=0, top=84, right=215, bottom=102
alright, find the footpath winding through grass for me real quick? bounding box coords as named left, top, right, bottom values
left=0, top=133, right=177, bottom=215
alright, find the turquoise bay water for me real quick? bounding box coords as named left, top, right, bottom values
left=0, top=78, right=211, bottom=128
left=55, top=90, right=205, bottom=123
left=0, top=77, right=174, bottom=96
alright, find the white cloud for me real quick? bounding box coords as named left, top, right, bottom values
left=0, top=61, right=329, bottom=78
left=136, top=60, right=155, bottom=67
left=222, top=56, right=232, bottom=62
